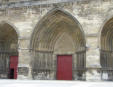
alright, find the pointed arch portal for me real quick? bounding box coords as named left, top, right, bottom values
left=0, top=22, right=18, bottom=79
left=31, top=9, right=86, bottom=80
left=100, top=17, right=113, bottom=81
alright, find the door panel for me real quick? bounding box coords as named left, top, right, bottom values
left=57, top=55, right=72, bottom=80
left=9, top=56, right=18, bottom=79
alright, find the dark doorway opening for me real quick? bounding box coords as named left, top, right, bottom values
left=9, top=69, right=14, bottom=79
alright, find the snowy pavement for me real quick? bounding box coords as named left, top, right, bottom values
left=0, top=80, right=113, bottom=87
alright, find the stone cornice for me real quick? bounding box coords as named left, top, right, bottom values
left=0, top=0, right=77, bottom=9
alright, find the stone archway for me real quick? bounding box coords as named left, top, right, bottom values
left=30, top=8, right=86, bottom=80
left=0, top=22, right=18, bottom=79
left=100, top=17, right=113, bottom=81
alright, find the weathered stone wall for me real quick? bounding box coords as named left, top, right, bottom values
left=0, top=0, right=113, bottom=80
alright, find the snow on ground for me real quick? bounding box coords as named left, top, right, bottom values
left=0, top=80, right=113, bottom=87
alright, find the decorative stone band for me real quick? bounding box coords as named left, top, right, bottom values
left=0, top=0, right=80, bottom=9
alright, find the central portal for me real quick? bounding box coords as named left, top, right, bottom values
left=57, top=55, right=72, bottom=80
left=31, top=9, right=86, bottom=80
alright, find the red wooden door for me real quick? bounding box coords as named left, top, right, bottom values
left=57, top=55, right=72, bottom=80
left=9, top=56, right=18, bottom=79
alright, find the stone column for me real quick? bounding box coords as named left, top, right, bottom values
left=86, top=36, right=101, bottom=81
left=73, top=53, right=77, bottom=80
left=17, top=39, right=32, bottom=79
left=14, top=21, right=33, bottom=79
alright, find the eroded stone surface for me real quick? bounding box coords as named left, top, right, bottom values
left=0, top=0, right=112, bottom=80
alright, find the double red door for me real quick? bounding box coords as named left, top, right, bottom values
left=9, top=56, right=18, bottom=79
left=57, top=55, right=72, bottom=80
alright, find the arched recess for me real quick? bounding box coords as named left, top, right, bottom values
left=0, top=22, right=18, bottom=79
left=30, top=8, right=86, bottom=80
left=100, top=17, right=113, bottom=81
